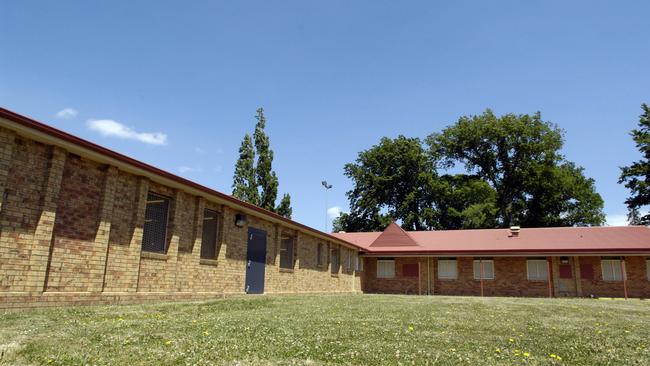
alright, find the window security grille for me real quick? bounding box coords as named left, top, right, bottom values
left=280, top=235, right=295, bottom=269
left=142, top=193, right=170, bottom=253
left=201, top=209, right=219, bottom=259
left=331, top=246, right=339, bottom=274
left=317, top=243, right=323, bottom=266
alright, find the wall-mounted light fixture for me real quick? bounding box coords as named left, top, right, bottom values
left=560, top=256, right=570, bottom=264
left=235, top=213, right=247, bottom=228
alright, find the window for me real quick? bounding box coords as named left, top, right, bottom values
left=355, top=253, right=363, bottom=272
left=377, top=258, right=395, bottom=278
left=279, top=235, right=295, bottom=269
left=317, top=243, right=324, bottom=266
left=473, top=259, right=495, bottom=280
left=647, top=259, right=650, bottom=281
left=527, top=259, right=548, bottom=281
left=601, top=258, right=623, bottom=281
left=438, top=258, right=457, bottom=279
left=330, top=246, right=339, bottom=274
left=346, top=249, right=353, bottom=271
left=142, top=192, right=170, bottom=253
left=200, top=209, right=220, bottom=259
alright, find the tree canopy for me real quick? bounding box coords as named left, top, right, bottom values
left=232, top=108, right=293, bottom=218
left=619, top=103, right=650, bottom=225
left=334, top=109, right=605, bottom=232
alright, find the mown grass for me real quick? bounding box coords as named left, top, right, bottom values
left=0, top=295, right=649, bottom=365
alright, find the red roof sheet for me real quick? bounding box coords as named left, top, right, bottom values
left=333, top=226, right=650, bottom=254
left=370, top=222, right=419, bottom=247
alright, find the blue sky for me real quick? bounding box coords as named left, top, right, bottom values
left=2, top=1, right=649, bottom=231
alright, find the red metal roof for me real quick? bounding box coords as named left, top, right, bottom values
left=333, top=226, right=650, bottom=254
left=370, top=222, right=419, bottom=247
left=0, top=107, right=364, bottom=251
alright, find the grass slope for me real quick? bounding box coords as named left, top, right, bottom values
left=1, top=295, right=649, bottom=365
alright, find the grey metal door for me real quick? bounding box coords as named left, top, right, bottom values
left=244, top=227, right=266, bottom=294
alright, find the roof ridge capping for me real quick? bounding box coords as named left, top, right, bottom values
left=370, top=222, right=420, bottom=247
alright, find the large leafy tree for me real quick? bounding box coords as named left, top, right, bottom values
left=619, top=103, right=650, bottom=225
left=432, top=174, right=498, bottom=230
left=335, top=136, right=437, bottom=231
left=427, top=109, right=604, bottom=227
left=335, top=109, right=605, bottom=232
left=232, top=107, right=292, bottom=218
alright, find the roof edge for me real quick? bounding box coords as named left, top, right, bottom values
left=0, top=107, right=363, bottom=251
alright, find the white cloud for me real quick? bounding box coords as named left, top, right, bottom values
left=86, top=119, right=167, bottom=145
left=606, top=214, right=628, bottom=226
left=178, top=166, right=202, bottom=174
left=56, top=108, right=78, bottom=119
left=193, top=147, right=205, bottom=154
left=327, top=206, right=343, bottom=219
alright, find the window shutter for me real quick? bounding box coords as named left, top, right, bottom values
left=403, top=263, right=418, bottom=277
left=580, top=264, right=594, bottom=280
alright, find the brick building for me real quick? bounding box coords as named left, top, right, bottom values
left=0, top=108, right=649, bottom=308
left=335, top=223, right=650, bottom=298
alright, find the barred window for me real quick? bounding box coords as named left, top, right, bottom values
left=317, top=242, right=324, bottom=266
left=200, top=209, right=220, bottom=259
left=280, top=235, right=295, bottom=269
left=355, top=253, right=363, bottom=272
left=345, top=249, right=352, bottom=271
left=142, top=192, right=170, bottom=253
left=330, top=245, right=339, bottom=274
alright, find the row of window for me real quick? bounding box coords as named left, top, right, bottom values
left=279, top=235, right=362, bottom=273
left=376, top=258, right=650, bottom=282
left=142, top=192, right=363, bottom=273
left=142, top=192, right=222, bottom=259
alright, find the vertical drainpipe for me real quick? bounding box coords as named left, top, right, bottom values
left=427, top=257, right=431, bottom=295
left=478, top=257, right=484, bottom=297
left=621, top=258, right=628, bottom=300
left=547, top=257, right=553, bottom=298
left=418, top=261, right=422, bottom=295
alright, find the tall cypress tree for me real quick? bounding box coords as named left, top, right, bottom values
left=619, top=103, right=650, bottom=225
left=232, top=134, right=258, bottom=205
left=276, top=193, right=293, bottom=219
left=232, top=107, right=292, bottom=218
left=254, top=108, right=279, bottom=211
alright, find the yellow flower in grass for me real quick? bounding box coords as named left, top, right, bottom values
left=164, top=340, right=173, bottom=346
left=408, top=325, right=414, bottom=332
left=523, top=352, right=530, bottom=357
left=495, top=348, right=501, bottom=353
left=508, top=338, right=515, bottom=343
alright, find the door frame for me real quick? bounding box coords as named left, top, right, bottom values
left=244, top=227, right=267, bottom=294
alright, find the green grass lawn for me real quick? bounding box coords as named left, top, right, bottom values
left=1, top=295, right=649, bottom=365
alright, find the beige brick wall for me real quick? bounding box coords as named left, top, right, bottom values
left=0, top=126, right=360, bottom=308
